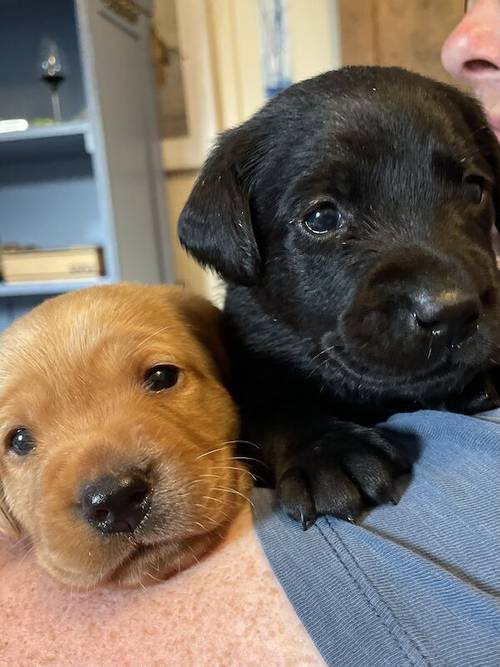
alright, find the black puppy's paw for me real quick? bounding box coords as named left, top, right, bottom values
left=277, top=424, right=412, bottom=529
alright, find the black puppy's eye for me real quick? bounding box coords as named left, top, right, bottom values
left=303, top=204, right=342, bottom=235
left=463, top=175, right=485, bottom=205
left=144, top=364, right=179, bottom=392
left=8, top=428, right=36, bottom=456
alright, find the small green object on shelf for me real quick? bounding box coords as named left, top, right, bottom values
left=29, top=117, right=58, bottom=127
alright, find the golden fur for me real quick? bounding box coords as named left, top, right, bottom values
left=0, top=284, right=248, bottom=587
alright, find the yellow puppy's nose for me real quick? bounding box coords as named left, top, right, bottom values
left=80, top=471, right=152, bottom=534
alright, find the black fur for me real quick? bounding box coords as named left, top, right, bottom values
left=179, top=67, right=500, bottom=526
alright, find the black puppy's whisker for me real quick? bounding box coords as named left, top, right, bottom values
left=311, top=344, right=341, bottom=363
left=427, top=336, right=433, bottom=361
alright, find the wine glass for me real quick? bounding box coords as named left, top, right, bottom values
left=39, top=38, right=65, bottom=123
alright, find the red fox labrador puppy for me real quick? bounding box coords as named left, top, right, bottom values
left=0, top=284, right=249, bottom=588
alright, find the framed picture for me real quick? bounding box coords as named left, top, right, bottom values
left=153, top=0, right=218, bottom=172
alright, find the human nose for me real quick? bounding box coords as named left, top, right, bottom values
left=441, top=0, right=500, bottom=86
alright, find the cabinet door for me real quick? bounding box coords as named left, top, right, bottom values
left=338, top=0, right=464, bottom=85
left=76, top=0, right=173, bottom=284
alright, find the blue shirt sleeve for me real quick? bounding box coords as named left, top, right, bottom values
left=253, top=409, right=500, bottom=667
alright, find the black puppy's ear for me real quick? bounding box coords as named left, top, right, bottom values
left=447, top=87, right=500, bottom=232
left=468, top=111, right=500, bottom=234
left=480, top=130, right=500, bottom=235
left=178, top=128, right=261, bottom=286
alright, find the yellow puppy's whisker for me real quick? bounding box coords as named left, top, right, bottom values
left=193, top=520, right=207, bottom=532
left=195, top=439, right=263, bottom=461
left=195, top=445, right=233, bottom=460
left=134, top=324, right=178, bottom=352
left=214, top=486, right=255, bottom=509
left=211, top=465, right=257, bottom=481
left=201, top=494, right=232, bottom=506
left=232, top=455, right=270, bottom=469
left=185, top=543, right=200, bottom=565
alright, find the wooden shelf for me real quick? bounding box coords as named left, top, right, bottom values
left=0, top=121, right=91, bottom=160
left=0, top=276, right=111, bottom=298
left=0, top=121, right=89, bottom=143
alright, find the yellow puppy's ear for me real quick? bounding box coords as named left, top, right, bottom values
left=0, top=482, right=20, bottom=539
left=175, top=290, right=231, bottom=382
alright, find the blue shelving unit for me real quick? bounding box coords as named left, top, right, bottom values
left=0, top=121, right=89, bottom=143
left=0, top=0, right=173, bottom=330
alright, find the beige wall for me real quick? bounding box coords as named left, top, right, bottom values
left=165, top=171, right=199, bottom=290
left=165, top=170, right=223, bottom=302
left=165, top=0, right=341, bottom=302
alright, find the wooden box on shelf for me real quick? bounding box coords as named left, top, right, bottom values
left=1, top=246, right=104, bottom=283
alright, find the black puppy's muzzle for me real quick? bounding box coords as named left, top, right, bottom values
left=338, top=249, right=498, bottom=378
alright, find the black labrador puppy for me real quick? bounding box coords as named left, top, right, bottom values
left=178, top=66, right=500, bottom=527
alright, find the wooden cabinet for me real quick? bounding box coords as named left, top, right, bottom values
left=0, top=0, right=173, bottom=329
left=338, top=0, right=464, bottom=85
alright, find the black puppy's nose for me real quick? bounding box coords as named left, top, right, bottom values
left=81, top=472, right=152, bottom=534
left=413, top=288, right=480, bottom=346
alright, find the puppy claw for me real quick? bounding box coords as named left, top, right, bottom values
left=300, top=512, right=316, bottom=531
left=278, top=467, right=317, bottom=528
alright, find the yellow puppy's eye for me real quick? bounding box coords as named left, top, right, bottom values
left=8, top=427, right=36, bottom=456
left=144, top=365, right=179, bottom=392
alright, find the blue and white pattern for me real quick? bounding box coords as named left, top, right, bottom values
left=257, top=0, right=292, bottom=98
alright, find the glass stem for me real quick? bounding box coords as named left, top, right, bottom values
left=51, top=90, right=62, bottom=123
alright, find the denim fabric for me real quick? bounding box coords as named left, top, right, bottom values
left=253, top=409, right=500, bottom=667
